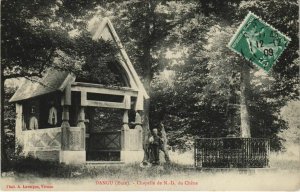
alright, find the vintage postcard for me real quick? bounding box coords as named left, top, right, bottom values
left=1, top=0, right=299, bottom=191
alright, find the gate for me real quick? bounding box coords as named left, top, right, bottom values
left=194, top=138, right=270, bottom=168
left=87, top=131, right=121, bottom=161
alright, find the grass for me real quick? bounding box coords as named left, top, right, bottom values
left=1, top=151, right=300, bottom=191
left=269, top=151, right=300, bottom=170
left=5, top=157, right=192, bottom=179
left=2, top=150, right=300, bottom=178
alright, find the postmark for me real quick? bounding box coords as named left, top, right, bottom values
left=228, top=12, right=291, bottom=72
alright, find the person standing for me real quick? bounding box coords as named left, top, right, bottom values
left=150, top=128, right=162, bottom=165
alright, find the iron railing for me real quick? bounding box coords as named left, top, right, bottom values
left=194, top=138, right=270, bottom=168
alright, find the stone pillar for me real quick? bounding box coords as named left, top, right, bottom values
left=60, top=84, right=85, bottom=164
left=121, top=110, right=144, bottom=163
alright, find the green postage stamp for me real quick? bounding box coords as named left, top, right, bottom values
left=228, top=12, right=291, bottom=72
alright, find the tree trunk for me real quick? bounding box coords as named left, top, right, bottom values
left=140, top=1, right=153, bottom=163
left=160, top=124, right=170, bottom=163
left=140, top=1, right=171, bottom=163
left=142, top=75, right=151, bottom=134
left=240, top=64, right=251, bottom=138
left=142, top=62, right=152, bottom=162
left=1, top=74, right=10, bottom=171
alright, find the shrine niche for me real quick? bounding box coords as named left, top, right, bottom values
left=10, top=17, right=149, bottom=164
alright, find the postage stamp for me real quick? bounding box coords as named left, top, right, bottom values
left=228, top=12, right=291, bottom=72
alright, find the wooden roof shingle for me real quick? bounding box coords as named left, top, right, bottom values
left=9, top=69, right=74, bottom=102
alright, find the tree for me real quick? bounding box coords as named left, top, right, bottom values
left=1, top=0, right=58, bottom=169
left=2, top=0, right=189, bottom=165
left=195, top=0, right=298, bottom=143
left=101, top=0, right=197, bottom=160
left=280, top=100, right=300, bottom=147
left=1, top=86, right=17, bottom=171
left=1, top=0, right=119, bottom=168
left=151, top=0, right=298, bottom=151
left=150, top=13, right=224, bottom=150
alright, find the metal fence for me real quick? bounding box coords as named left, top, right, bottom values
left=194, top=138, right=270, bottom=168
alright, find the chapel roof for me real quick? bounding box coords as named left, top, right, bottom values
left=9, top=69, right=72, bottom=102
left=10, top=17, right=149, bottom=102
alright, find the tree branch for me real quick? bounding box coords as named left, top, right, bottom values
left=3, top=47, right=56, bottom=82
left=3, top=72, right=42, bottom=81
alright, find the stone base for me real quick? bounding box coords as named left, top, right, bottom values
left=59, top=151, right=86, bottom=164
left=23, top=150, right=145, bottom=164
left=120, top=150, right=144, bottom=163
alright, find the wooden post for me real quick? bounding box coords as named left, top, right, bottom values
left=124, top=95, right=131, bottom=109
left=135, top=111, right=143, bottom=150
left=77, top=107, right=86, bottom=150
left=135, top=111, right=142, bottom=125
left=77, top=107, right=86, bottom=129
left=80, top=91, right=87, bottom=106
left=61, top=106, right=70, bottom=128
left=61, top=84, right=71, bottom=150
left=61, top=84, right=71, bottom=127
left=121, top=110, right=129, bottom=151
left=135, top=92, right=144, bottom=111
left=123, top=109, right=129, bottom=125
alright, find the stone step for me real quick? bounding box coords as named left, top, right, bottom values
left=86, top=161, right=125, bottom=165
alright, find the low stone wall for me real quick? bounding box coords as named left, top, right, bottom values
left=23, top=127, right=86, bottom=164
left=21, top=126, right=144, bottom=164
left=23, top=127, right=62, bottom=152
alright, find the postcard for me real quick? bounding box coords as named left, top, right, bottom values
left=1, top=0, right=299, bottom=191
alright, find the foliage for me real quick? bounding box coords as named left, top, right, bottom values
left=3, top=86, right=17, bottom=159
left=279, top=100, right=300, bottom=145
left=150, top=0, right=298, bottom=151
left=1, top=0, right=122, bottom=167
left=1, top=0, right=119, bottom=81
left=109, top=1, right=196, bottom=78
left=58, top=34, right=120, bottom=85
left=1, top=0, right=298, bottom=155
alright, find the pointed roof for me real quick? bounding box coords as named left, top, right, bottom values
left=91, top=17, right=149, bottom=99
left=10, top=17, right=149, bottom=102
